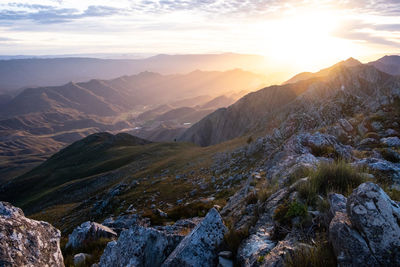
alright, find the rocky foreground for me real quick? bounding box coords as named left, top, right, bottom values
left=1, top=179, right=399, bottom=266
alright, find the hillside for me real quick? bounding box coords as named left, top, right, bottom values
left=0, top=69, right=264, bottom=181
left=368, top=55, right=400, bottom=75
left=180, top=59, right=394, bottom=146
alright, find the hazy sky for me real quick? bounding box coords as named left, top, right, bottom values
left=0, top=0, right=399, bottom=72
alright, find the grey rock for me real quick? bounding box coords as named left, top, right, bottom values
left=162, top=208, right=227, bottom=267
left=370, top=121, right=383, bottom=131
left=218, top=251, right=232, bottom=259
left=359, top=137, right=378, bottom=146
left=381, top=136, right=400, bottom=147
left=385, top=128, right=398, bottom=136
left=347, top=182, right=400, bottom=265
left=74, top=253, right=92, bottom=266
left=355, top=157, right=400, bottom=184
left=99, top=225, right=184, bottom=267
left=66, top=221, right=117, bottom=249
left=218, top=256, right=233, bottom=267
left=102, top=214, right=149, bottom=234
left=328, top=193, right=347, bottom=217
left=329, top=212, right=378, bottom=266
left=339, top=118, right=353, bottom=132
left=0, top=201, right=64, bottom=267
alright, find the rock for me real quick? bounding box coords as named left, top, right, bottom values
left=370, top=121, right=383, bottom=131
left=99, top=225, right=183, bottom=267
left=259, top=235, right=296, bottom=267
left=66, top=221, right=117, bottom=249
left=156, top=208, right=168, bottom=218
left=328, top=193, right=347, bottom=217
left=74, top=253, right=92, bottom=266
left=218, top=256, right=233, bottom=267
left=102, top=214, right=149, bottom=234
left=329, top=212, right=378, bottom=266
left=355, top=157, right=400, bottom=184
left=385, top=128, right=398, bottom=136
left=357, top=121, right=368, bottom=136
left=0, top=201, right=64, bottom=267
left=381, top=136, right=400, bottom=147
left=359, top=137, right=378, bottom=146
left=218, top=251, right=232, bottom=259
left=162, top=208, right=227, bottom=267
left=347, top=182, right=400, bottom=265
left=339, top=118, right=353, bottom=132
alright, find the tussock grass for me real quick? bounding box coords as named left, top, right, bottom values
left=284, top=237, right=337, bottom=267
left=298, top=161, right=365, bottom=204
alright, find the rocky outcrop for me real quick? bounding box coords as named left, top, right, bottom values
left=162, top=208, right=227, bottom=267
left=329, top=183, right=400, bottom=266
left=66, top=221, right=117, bottom=249
left=0, top=201, right=64, bottom=267
left=99, top=225, right=184, bottom=267
left=347, top=182, right=400, bottom=265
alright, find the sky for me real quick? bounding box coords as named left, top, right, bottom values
left=0, top=0, right=399, bottom=73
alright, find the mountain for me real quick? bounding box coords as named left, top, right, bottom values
left=283, top=57, right=362, bottom=84
left=368, top=55, right=400, bottom=75
left=2, top=57, right=400, bottom=267
left=0, top=53, right=267, bottom=92
left=180, top=59, right=395, bottom=146
left=0, top=69, right=263, bottom=181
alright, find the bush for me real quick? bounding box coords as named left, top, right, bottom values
left=247, top=136, right=254, bottom=144
left=364, top=132, right=380, bottom=140
left=298, top=161, right=365, bottom=204
left=273, top=201, right=308, bottom=226
left=309, top=144, right=339, bottom=158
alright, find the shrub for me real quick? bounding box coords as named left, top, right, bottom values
left=379, top=148, right=400, bottom=163
left=298, top=161, right=365, bottom=204
left=247, top=136, right=254, bottom=144
left=309, top=145, right=339, bottom=158
left=167, top=202, right=214, bottom=221
left=246, top=192, right=258, bottom=205
left=273, top=201, right=308, bottom=226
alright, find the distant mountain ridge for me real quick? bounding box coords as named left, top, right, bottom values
left=0, top=53, right=267, bottom=92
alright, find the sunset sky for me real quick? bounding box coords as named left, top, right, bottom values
left=0, top=0, right=399, bottom=73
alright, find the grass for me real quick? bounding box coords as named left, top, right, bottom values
left=223, top=226, right=250, bottom=256
left=297, top=161, right=365, bottom=205
left=284, top=236, right=337, bottom=267
left=273, top=201, right=308, bottom=227
left=309, top=144, right=339, bottom=159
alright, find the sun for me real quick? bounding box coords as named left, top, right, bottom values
left=255, top=8, right=357, bottom=72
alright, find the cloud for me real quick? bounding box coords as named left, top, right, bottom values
left=0, top=4, right=125, bottom=24
left=333, top=20, right=400, bottom=47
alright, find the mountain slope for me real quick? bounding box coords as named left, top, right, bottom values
left=180, top=61, right=397, bottom=146
left=368, top=55, right=400, bottom=75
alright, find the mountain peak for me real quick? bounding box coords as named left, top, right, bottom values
left=342, top=57, right=362, bottom=67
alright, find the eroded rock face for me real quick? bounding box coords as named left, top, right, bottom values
left=99, top=225, right=184, bottom=267
left=66, top=221, right=117, bottom=249
left=162, top=208, right=227, bottom=267
left=0, top=201, right=64, bottom=267
left=347, top=182, right=400, bottom=265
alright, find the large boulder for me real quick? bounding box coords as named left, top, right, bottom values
left=329, top=183, right=400, bottom=266
left=162, top=208, right=227, bottom=267
left=66, top=221, right=117, bottom=249
left=99, top=225, right=184, bottom=267
left=347, top=182, right=400, bottom=265
left=0, top=201, right=64, bottom=267
left=329, top=212, right=379, bottom=266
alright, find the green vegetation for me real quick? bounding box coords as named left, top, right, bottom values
left=273, top=200, right=308, bottom=227
left=297, top=161, right=365, bottom=204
